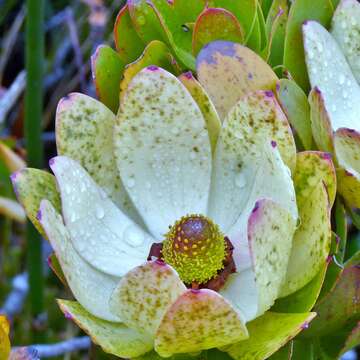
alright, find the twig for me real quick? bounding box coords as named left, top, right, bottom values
left=0, top=273, right=28, bottom=319
left=0, top=71, right=26, bottom=126
left=0, top=6, right=26, bottom=82
left=12, top=337, right=91, bottom=358
left=65, top=7, right=87, bottom=92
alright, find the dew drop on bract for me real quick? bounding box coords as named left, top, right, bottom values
left=123, top=225, right=145, bottom=247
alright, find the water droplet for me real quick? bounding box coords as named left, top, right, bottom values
left=339, top=74, right=345, bottom=85
left=124, top=225, right=145, bottom=247
left=95, top=205, right=105, bottom=219
left=145, top=182, right=151, bottom=189
left=331, top=104, right=337, bottom=112
left=235, top=173, right=247, bottom=188
left=127, top=178, right=135, bottom=188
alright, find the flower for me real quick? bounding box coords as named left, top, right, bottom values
left=302, top=0, right=360, bottom=209
left=12, top=41, right=335, bottom=359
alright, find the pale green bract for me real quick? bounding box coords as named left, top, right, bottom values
left=12, top=41, right=334, bottom=359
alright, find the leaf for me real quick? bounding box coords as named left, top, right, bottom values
left=303, top=266, right=360, bottom=337
left=192, top=8, right=244, bottom=56
left=284, top=0, right=334, bottom=92
left=120, top=40, right=180, bottom=102
left=276, top=79, right=313, bottom=150
left=114, top=4, right=144, bottom=63
left=91, top=45, right=125, bottom=113
left=266, top=0, right=288, bottom=68
left=273, top=263, right=327, bottom=313
left=197, top=40, right=278, bottom=120
left=209, top=0, right=258, bottom=50
left=57, top=300, right=153, bottom=358
left=226, top=312, right=316, bottom=360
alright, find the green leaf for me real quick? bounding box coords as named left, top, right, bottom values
left=209, top=0, right=258, bottom=50
left=303, top=266, right=360, bottom=337
left=226, top=312, right=316, bottom=360
left=58, top=300, right=153, bottom=358
left=273, top=263, right=327, bottom=313
left=334, top=197, right=347, bottom=262
left=192, top=8, right=244, bottom=56
left=266, top=0, right=288, bottom=68
left=276, top=79, right=313, bottom=150
left=284, top=0, right=334, bottom=92
left=120, top=40, right=180, bottom=101
left=292, top=340, right=316, bottom=360
left=114, top=4, right=145, bottom=63
left=268, top=342, right=292, bottom=360
left=91, top=45, right=125, bottom=113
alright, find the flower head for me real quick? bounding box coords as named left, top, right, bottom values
left=12, top=39, right=336, bottom=359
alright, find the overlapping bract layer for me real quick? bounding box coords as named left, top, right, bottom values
left=12, top=38, right=338, bottom=359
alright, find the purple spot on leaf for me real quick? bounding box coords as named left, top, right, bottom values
left=64, top=311, right=73, bottom=320
left=252, top=201, right=260, bottom=213
left=301, top=321, right=309, bottom=330
left=190, top=289, right=200, bottom=294
left=49, top=158, right=56, bottom=166
left=148, top=65, right=159, bottom=71
left=155, top=259, right=165, bottom=266
left=248, top=72, right=253, bottom=80
left=265, top=90, right=274, bottom=98
left=271, top=140, right=277, bottom=148
left=276, top=83, right=280, bottom=92
left=197, top=41, right=237, bottom=66
left=321, top=152, right=332, bottom=160
left=184, top=71, right=193, bottom=79
left=36, top=210, right=42, bottom=221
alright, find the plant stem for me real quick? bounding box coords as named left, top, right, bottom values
left=25, top=0, right=45, bottom=334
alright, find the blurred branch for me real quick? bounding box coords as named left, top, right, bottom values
left=0, top=70, right=26, bottom=126
left=0, top=272, right=28, bottom=319
left=11, top=337, right=91, bottom=358
left=0, top=6, right=25, bottom=82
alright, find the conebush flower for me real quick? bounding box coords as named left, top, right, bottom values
left=12, top=38, right=338, bottom=359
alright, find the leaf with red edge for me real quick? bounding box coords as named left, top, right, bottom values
left=91, top=45, right=125, bottom=113
left=303, top=266, right=360, bottom=337
left=192, top=8, right=244, bottom=56
left=120, top=40, right=180, bottom=102
left=114, top=4, right=144, bottom=63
